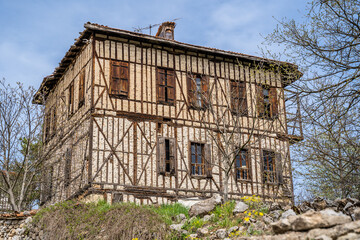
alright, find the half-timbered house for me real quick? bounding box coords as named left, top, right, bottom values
left=34, top=22, right=303, bottom=205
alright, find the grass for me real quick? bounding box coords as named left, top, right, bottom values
left=149, top=203, right=189, bottom=225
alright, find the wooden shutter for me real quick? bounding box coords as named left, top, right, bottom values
left=187, top=74, right=197, bottom=106
left=169, top=138, right=176, bottom=175
left=64, top=148, right=72, bottom=187
left=119, top=62, right=129, bottom=96
left=79, top=70, right=85, bottom=106
left=256, top=85, right=265, bottom=117
left=157, top=137, right=166, bottom=174
left=269, top=87, right=278, bottom=118
left=239, top=82, right=248, bottom=115
left=230, top=81, right=238, bottom=112
left=201, top=75, right=209, bottom=108
left=157, top=68, right=166, bottom=103
left=275, top=153, right=283, bottom=184
left=68, top=82, right=74, bottom=115
left=167, top=70, right=175, bottom=104
left=111, top=60, right=129, bottom=97
left=204, top=144, right=212, bottom=177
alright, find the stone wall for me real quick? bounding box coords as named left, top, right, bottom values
left=0, top=211, right=39, bottom=240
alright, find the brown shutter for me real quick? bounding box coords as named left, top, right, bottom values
left=79, top=70, right=85, bottom=105
left=204, top=144, right=212, bottom=178
left=167, top=70, right=175, bottom=104
left=169, top=138, right=176, bottom=175
left=256, top=85, right=265, bottom=117
left=119, top=62, right=129, bottom=96
left=187, top=74, right=196, bottom=106
left=201, top=75, right=209, bottom=108
left=269, top=87, right=278, bottom=118
left=239, top=82, right=248, bottom=115
left=275, top=153, right=283, bottom=184
left=157, top=68, right=166, bottom=103
left=157, top=137, right=166, bottom=174
left=64, top=148, right=72, bottom=187
left=110, top=61, right=120, bottom=95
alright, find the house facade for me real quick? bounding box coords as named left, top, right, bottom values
left=34, top=22, right=302, bottom=206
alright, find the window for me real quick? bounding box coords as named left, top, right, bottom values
left=230, top=80, right=247, bottom=115
left=263, top=150, right=276, bottom=183
left=190, top=142, right=212, bottom=177
left=256, top=85, right=278, bottom=119
left=157, top=137, right=176, bottom=175
left=235, top=149, right=250, bottom=180
left=78, top=70, right=85, bottom=107
left=64, top=148, right=72, bottom=187
left=156, top=68, right=175, bottom=105
left=68, top=82, right=74, bottom=116
left=110, top=60, right=129, bottom=97
left=187, top=74, right=209, bottom=109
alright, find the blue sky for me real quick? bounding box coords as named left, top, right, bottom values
left=0, top=0, right=307, bottom=89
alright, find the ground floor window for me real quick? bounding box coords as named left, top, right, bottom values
left=235, top=149, right=250, bottom=180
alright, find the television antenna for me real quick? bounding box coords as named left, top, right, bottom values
left=133, top=18, right=181, bottom=35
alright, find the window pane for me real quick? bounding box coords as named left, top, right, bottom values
left=192, top=166, right=196, bottom=175
left=192, top=155, right=196, bottom=164
left=197, top=166, right=202, bottom=175
left=191, top=144, right=195, bottom=154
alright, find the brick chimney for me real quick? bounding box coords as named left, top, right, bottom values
left=156, top=22, right=176, bottom=40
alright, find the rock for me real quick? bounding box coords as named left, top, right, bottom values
left=176, top=213, right=187, bottom=222
left=271, top=209, right=351, bottom=234
left=170, top=223, right=184, bottom=232
left=263, top=215, right=274, bottom=225
left=344, top=202, right=354, bottom=211
left=354, top=208, right=360, bottom=221
left=188, top=233, right=198, bottom=239
left=227, top=226, right=239, bottom=234
left=197, top=227, right=209, bottom=237
left=203, top=214, right=214, bottom=222
left=270, top=210, right=281, bottom=220
left=269, top=202, right=282, bottom=211
left=281, top=209, right=296, bottom=219
left=216, top=228, right=227, bottom=239
left=306, top=220, right=360, bottom=240
left=338, top=233, right=360, bottom=240
left=233, top=201, right=249, bottom=214
left=178, top=197, right=202, bottom=208
left=312, top=199, right=328, bottom=211
left=12, top=236, right=21, bottom=240
left=314, top=235, right=332, bottom=240
left=188, top=194, right=222, bottom=217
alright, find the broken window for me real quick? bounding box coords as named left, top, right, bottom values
left=262, top=150, right=283, bottom=184
left=235, top=149, right=250, bottom=180
left=187, top=74, right=209, bottom=109
left=68, top=82, right=74, bottom=116
left=190, top=142, right=212, bottom=177
left=156, top=68, right=175, bottom=105
left=230, top=80, right=247, bottom=115
left=78, top=70, right=85, bottom=107
left=110, top=60, right=129, bottom=97
left=256, top=85, right=278, bottom=119
left=157, top=137, right=176, bottom=175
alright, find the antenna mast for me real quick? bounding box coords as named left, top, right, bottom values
left=133, top=18, right=181, bottom=35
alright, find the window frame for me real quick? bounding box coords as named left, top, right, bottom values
left=230, top=80, right=248, bottom=115
left=262, top=150, right=276, bottom=184
left=109, top=60, right=129, bottom=98
left=257, top=85, right=279, bottom=119
left=187, top=73, right=209, bottom=110
left=156, top=67, right=176, bottom=106
left=189, top=142, right=212, bottom=178
left=68, top=81, right=74, bottom=117
left=234, top=149, right=251, bottom=181
left=157, top=137, right=176, bottom=176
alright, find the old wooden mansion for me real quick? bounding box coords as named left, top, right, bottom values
left=34, top=22, right=303, bottom=205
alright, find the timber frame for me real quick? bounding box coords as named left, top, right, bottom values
left=34, top=22, right=303, bottom=205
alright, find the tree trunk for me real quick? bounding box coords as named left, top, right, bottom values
left=223, top=171, right=229, bottom=202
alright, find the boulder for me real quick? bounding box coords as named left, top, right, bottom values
left=176, top=213, right=187, bottom=222
left=271, top=209, right=352, bottom=234
left=269, top=202, right=282, bottom=211
left=233, top=201, right=249, bottom=214
left=281, top=209, right=296, bottom=219
left=203, top=214, right=214, bottom=222
left=170, top=223, right=184, bottom=232
left=227, top=226, right=239, bottom=234
left=178, top=197, right=202, bottom=208
left=306, top=220, right=360, bottom=240
left=338, top=233, right=360, bottom=240
left=216, top=228, right=227, bottom=239
left=188, top=194, right=222, bottom=217
left=353, top=208, right=360, bottom=221
left=196, top=227, right=209, bottom=237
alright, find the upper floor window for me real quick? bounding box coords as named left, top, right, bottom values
left=187, top=74, right=209, bottom=109
left=78, top=70, right=85, bottom=107
left=256, top=85, right=278, bottom=119
left=156, top=67, right=175, bottom=105
left=190, top=142, right=212, bottom=177
left=230, top=80, right=247, bottom=115
left=157, top=137, right=176, bottom=175
left=110, top=60, right=129, bottom=98
left=235, top=149, right=250, bottom=180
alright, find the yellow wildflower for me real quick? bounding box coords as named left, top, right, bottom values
left=259, top=212, right=264, bottom=216
left=244, top=217, right=250, bottom=221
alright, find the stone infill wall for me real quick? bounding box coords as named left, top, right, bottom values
left=0, top=211, right=38, bottom=240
